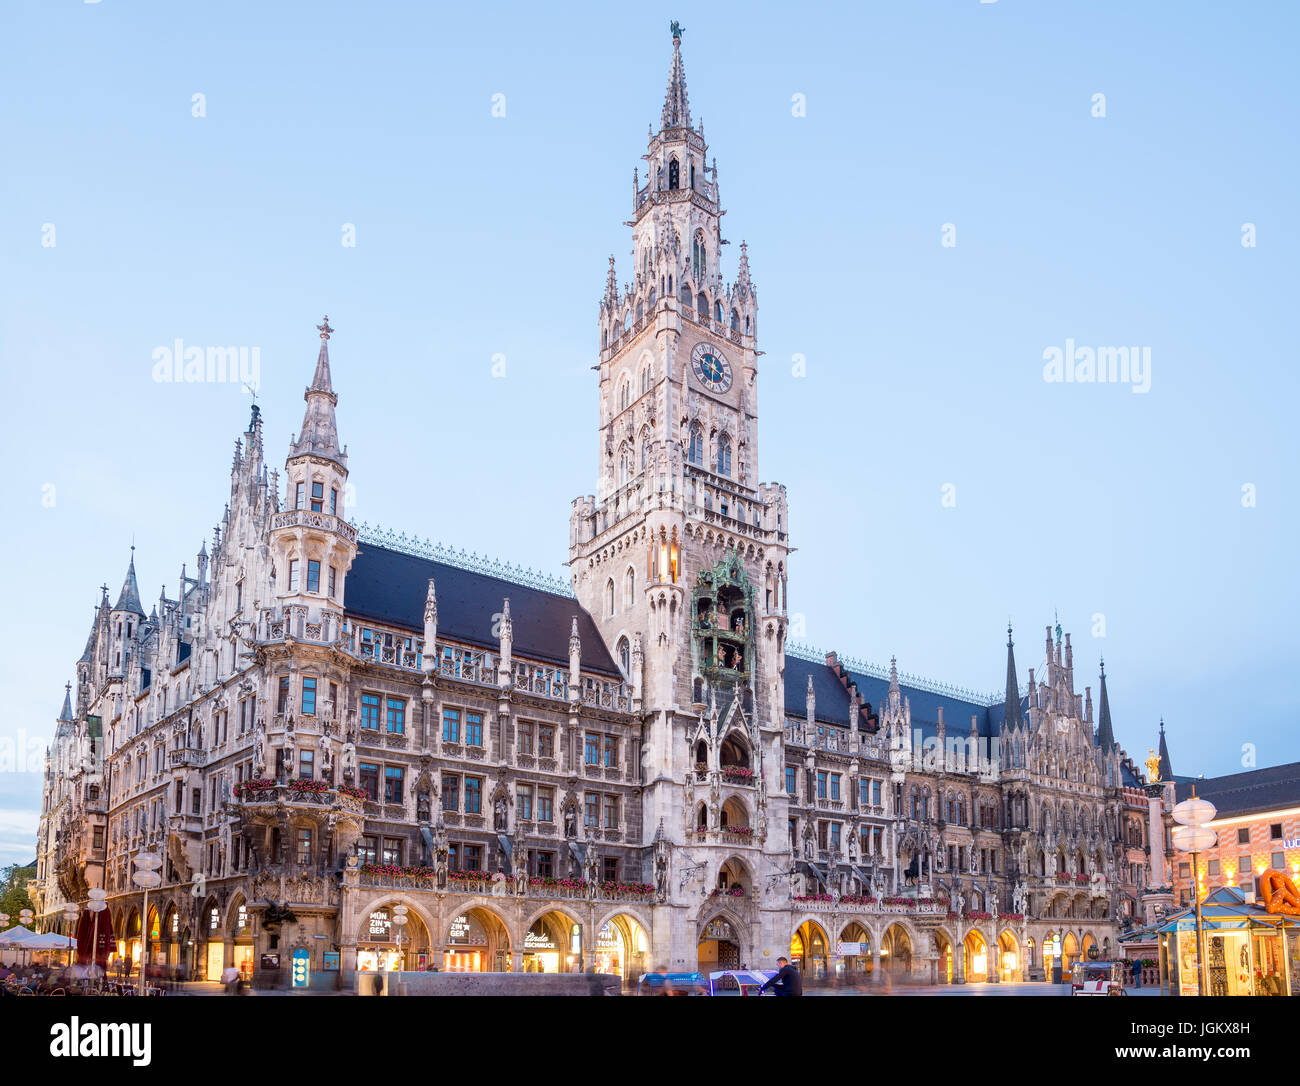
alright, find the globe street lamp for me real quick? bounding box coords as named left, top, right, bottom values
left=132, top=852, right=163, bottom=996
left=88, top=889, right=109, bottom=986
left=391, top=905, right=409, bottom=976
left=19, top=909, right=34, bottom=967
left=62, top=903, right=79, bottom=968
left=1171, top=791, right=1217, bottom=997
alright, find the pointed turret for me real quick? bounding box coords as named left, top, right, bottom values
left=1003, top=624, right=1024, bottom=729
left=661, top=24, right=691, bottom=131
left=58, top=683, right=74, bottom=723
left=1157, top=719, right=1173, bottom=781
left=1095, top=658, right=1116, bottom=753
left=288, top=317, right=346, bottom=468
left=114, top=549, right=145, bottom=617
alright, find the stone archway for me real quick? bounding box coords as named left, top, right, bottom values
left=997, top=929, right=1021, bottom=982
left=696, top=909, right=748, bottom=973
left=592, top=912, right=651, bottom=986
left=838, top=921, right=872, bottom=984
left=933, top=928, right=955, bottom=983
left=963, top=928, right=989, bottom=982
left=881, top=923, right=913, bottom=978
left=521, top=906, right=578, bottom=974
left=790, top=919, right=829, bottom=981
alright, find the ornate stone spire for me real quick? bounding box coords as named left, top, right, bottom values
left=1095, top=657, right=1116, bottom=753
left=1157, top=718, right=1173, bottom=781
left=661, top=24, right=691, bottom=131
left=289, top=316, right=346, bottom=468
left=1003, top=624, right=1024, bottom=729
left=114, top=547, right=145, bottom=617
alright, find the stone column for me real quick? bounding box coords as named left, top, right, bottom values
left=1145, top=783, right=1167, bottom=887
left=872, top=944, right=883, bottom=986
left=989, top=936, right=1000, bottom=983
left=954, top=941, right=966, bottom=984
left=511, top=946, right=523, bottom=973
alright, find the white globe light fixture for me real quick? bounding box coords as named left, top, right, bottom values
left=132, top=853, right=163, bottom=996
left=1170, top=792, right=1217, bottom=997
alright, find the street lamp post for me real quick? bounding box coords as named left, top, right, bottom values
left=88, top=889, right=108, bottom=987
left=62, top=903, right=79, bottom=968
left=19, top=909, right=34, bottom=967
left=391, top=905, right=409, bottom=973
left=132, top=852, right=162, bottom=996
left=1171, top=791, right=1217, bottom=997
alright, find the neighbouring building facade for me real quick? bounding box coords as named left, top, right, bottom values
left=32, top=28, right=1156, bottom=988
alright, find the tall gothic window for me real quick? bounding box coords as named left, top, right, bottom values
left=668, top=157, right=680, bottom=190
left=624, top=567, right=635, bottom=608
left=640, top=363, right=651, bottom=395
left=619, top=445, right=632, bottom=487
left=619, top=379, right=630, bottom=411
left=688, top=423, right=704, bottom=466
left=716, top=435, right=731, bottom=477
left=605, top=579, right=615, bottom=617
left=617, top=637, right=631, bottom=678
left=692, top=232, right=706, bottom=282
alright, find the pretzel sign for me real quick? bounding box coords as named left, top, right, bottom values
left=1259, top=870, right=1300, bottom=916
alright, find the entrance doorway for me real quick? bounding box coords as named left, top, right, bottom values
left=697, top=916, right=742, bottom=972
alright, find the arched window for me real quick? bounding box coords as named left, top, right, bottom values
left=696, top=292, right=708, bottom=317
left=714, top=300, right=724, bottom=322
left=618, top=379, right=630, bottom=411
left=605, top=579, right=615, bottom=617
left=640, top=363, right=651, bottom=395
left=692, top=232, right=706, bottom=282
left=635, top=300, right=643, bottom=322
left=690, top=162, right=696, bottom=189
left=618, top=445, right=632, bottom=487
left=687, top=423, right=704, bottom=466
left=668, top=158, right=680, bottom=190
left=716, top=435, right=732, bottom=477
left=617, top=636, right=631, bottom=677
left=679, top=281, right=692, bottom=306
left=624, top=566, right=635, bottom=608
left=731, top=308, right=740, bottom=330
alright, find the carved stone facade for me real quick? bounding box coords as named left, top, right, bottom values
left=32, top=30, right=1152, bottom=988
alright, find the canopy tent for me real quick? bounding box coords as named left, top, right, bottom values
left=22, top=933, right=77, bottom=950
left=0, top=925, right=37, bottom=947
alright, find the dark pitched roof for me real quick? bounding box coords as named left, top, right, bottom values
left=784, top=655, right=1001, bottom=739
left=58, top=685, right=74, bottom=722
left=345, top=542, right=621, bottom=677
left=1175, top=762, right=1300, bottom=821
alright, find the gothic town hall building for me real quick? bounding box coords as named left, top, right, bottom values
left=32, top=32, right=1155, bottom=988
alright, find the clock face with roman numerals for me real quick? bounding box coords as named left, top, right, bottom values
left=691, top=341, right=732, bottom=393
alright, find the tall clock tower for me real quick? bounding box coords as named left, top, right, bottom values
left=569, top=25, right=793, bottom=967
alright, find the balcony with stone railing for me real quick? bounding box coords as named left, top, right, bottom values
left=270, top=508, right=358, bottom=544
left=169, top=748, right=206, bottom=769
left=229, top=780, right=366, bottom=818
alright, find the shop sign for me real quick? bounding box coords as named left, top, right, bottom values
left=368, top=910, right=391, bottom=939
left=260, top=953, right=281, bottom=971
left=323, top=951, right=340, bottom=972
left=837, top=942, right=864, bottom=956
left=448, top=914, right=486, bottom=946
left=291, top=948, right=310, bottom=988
left=525, top=931, right=556, bottom=950
left=596, top=922, right=621, bottom=950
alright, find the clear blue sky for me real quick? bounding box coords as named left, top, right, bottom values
left=1, top=1, right=1296, bottom=866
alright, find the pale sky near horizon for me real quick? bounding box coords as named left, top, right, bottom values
left=1, top=0, right=1296, bottom=866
